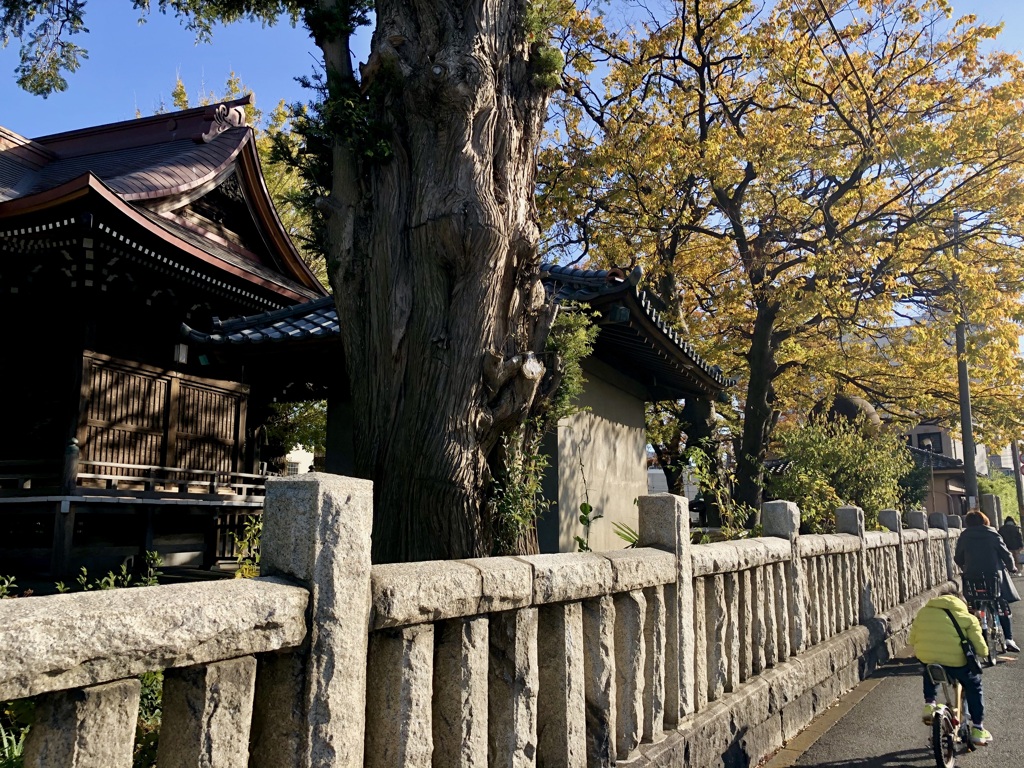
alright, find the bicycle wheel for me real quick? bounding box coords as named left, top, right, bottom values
left=933, top=709, right=956, bottom=768
left=987, top=602, right=1004, bottom=664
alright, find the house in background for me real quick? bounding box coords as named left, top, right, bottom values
left=185, top=264, right=730, bottom=554
left=905, top=421, right=989, bottom=516
left=0, top=97, right=328, bottom=578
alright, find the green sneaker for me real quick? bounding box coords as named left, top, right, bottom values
left=922, top=703, right=942, bottom=724
left=970, top=726, right=993, bottom=746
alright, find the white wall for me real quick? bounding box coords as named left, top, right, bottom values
left=554, top=369, right=648, bottom=553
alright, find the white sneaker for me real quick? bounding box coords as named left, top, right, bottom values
left=1006, top=639, right=1020, bottom=652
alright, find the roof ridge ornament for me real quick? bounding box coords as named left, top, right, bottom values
left=199, top=103, right=248, bottom=143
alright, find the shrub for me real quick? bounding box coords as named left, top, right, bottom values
left=768, top=414, right=914, bottom=532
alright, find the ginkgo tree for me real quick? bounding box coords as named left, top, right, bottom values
left=542, top=0, right=1024, bottom=515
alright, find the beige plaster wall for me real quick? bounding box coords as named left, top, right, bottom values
left=550, top=368, right=648, bottom=553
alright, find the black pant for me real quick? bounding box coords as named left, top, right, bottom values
left=922, top=664, right=984, bottom=724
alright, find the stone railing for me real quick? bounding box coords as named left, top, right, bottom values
left=0, top=475, right=966, bottom=768
left=0, top=579, right=309, bottom=767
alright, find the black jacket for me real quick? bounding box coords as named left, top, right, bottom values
left=998, top=522, right=1024, bottom=551
left=955, top=525, right=1015, bottom=578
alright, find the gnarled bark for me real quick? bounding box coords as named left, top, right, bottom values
left=317, top=0, right=556, bottom=562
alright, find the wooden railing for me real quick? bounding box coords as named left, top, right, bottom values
left=0, top=457, right=268, bottom=502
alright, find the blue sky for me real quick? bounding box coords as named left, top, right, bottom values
left=1, top=2, right=1022, bottom=139
left=0, top=7, right=371, bottom=138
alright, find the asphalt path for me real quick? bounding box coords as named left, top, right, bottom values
left=787, top=574, right=1024, bottom=768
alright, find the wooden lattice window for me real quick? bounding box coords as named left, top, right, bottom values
left=79, top=352, right=248, bottom=474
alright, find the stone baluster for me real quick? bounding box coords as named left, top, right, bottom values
left=23, top=679, right=140, bottom=768
left=836, top=506, right=867, bottom=625
left=250, top=474, right=374, bottom=768
left=538, top=604, right=586, bottom=768
left=582, top=596, right=617, bottom=767
left=907, top=511, right=931, bottom=592
left=157, top=657, right=258, bottom=768
left=762, top=501, right=806, bottom=654
left=773, top=561, right=790, bottom=662
left=489, top=609, right=540, bottom=768
left=752, top=565, right=768, bottom=675
left=739, top=569, right=754, bottom=683
left=947, top=516, right=963, bottom=578
left=806, top=558, right=821, bottom=646
left=724, top=572, right=740, bottom=692
left=642, top=586, right=666, bottom=744
left=637, top=493, right=694, bottom=722
left=879, top=509, right=908, bottom=603
left=692, top=577, right=708, bottom=711
left=434, top=617, right=489, bottom=767
left=705, top=574, right=728, bottom=700
left=614, top=590, right=647, bottom=762
left=365, top=625, right=435, bottom=768
left=928, top=512, right=954, bottom=583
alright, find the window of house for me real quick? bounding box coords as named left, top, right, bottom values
left=917, top=432, right=943, bottom=453
left=285, top=461, right=300, bottom=476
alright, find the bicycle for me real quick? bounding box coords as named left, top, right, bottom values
left=927, top=663, right=975, bottom=767
left=963, top=575, right=1006, bottom=666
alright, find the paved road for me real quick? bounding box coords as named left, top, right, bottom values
left=781, top=575, right=1024, bottom=768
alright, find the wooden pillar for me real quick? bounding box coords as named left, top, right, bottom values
left=325, top=377, right=356, bottom=476
left=50, top=500, right=75, bottom=579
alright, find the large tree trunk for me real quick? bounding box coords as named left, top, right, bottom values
left=681, top=396, right=721, bottom=527
left=318, top=1, right=556, bottom=562
left=734, top=302, right=779, bottom=521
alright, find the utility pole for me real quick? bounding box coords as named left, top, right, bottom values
left=1012, top=441, right=1024, bottom=518
left=953, top=212, right=980, bottom=511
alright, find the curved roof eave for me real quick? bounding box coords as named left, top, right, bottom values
left=0, top=173, right=319, bottom=303
left=234, top=138, right=326, bottom=295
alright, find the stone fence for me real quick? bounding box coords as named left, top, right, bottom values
left=0, top=475, right=964, bottom=767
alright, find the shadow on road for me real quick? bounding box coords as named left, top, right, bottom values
left=791, top=747, right=932, bottom=767
left=865, top=656, right=922, bottom=678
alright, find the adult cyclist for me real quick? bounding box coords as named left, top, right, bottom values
left=908, top=593, right=991, bottom=745
left=954, top=510, right=1020, bottom=653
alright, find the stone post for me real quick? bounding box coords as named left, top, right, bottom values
left=538, top=604, right=586, bottom=768
left=434, top=617, right=489, bottom=767
left=637, top=493, right=694, bottom=722
left=982, top=494, right=1002, bottom=528
left=582, top=596, right=617, bottom=767
left=249, top=474, right=374, bottom=768
left=614, top=590, right=646, bottom=762
left=928, top=512, right=954, bottom=583
left=23, top=679, right=140, bottom=768
left=489, top=609, right=539, bottom=768
left=157, top=657, right=258, bottom=768
left=879, top=510, right=908, bottom=603
left=947, top=515, right=963, bottom=578
left=365, top=625, right=435, bottom=768
left=907, top=511, right=931, bottom=593
left=762, top=501, right=806, bottom=654
left=836, top=506, right=868, bottom=623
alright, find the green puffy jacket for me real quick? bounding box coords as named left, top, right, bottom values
left=908, top=594, right=988, bottom=667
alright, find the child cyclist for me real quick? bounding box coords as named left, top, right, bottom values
left=907, top=592, right=991, bottom=745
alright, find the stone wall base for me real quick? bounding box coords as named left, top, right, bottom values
left=631, top=582, right=956, bottom=768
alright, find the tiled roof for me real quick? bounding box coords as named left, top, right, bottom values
left=0, top=97, right=326, bottom=299
left=540, top=263, right=730, bottom=389
left=908, top=445, right=965, bottom=470
left=183, top=263, right=731, bottom=396
left=182, top=295, right=338, bottom=345
left=1, top=130, right=245, bottom=203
